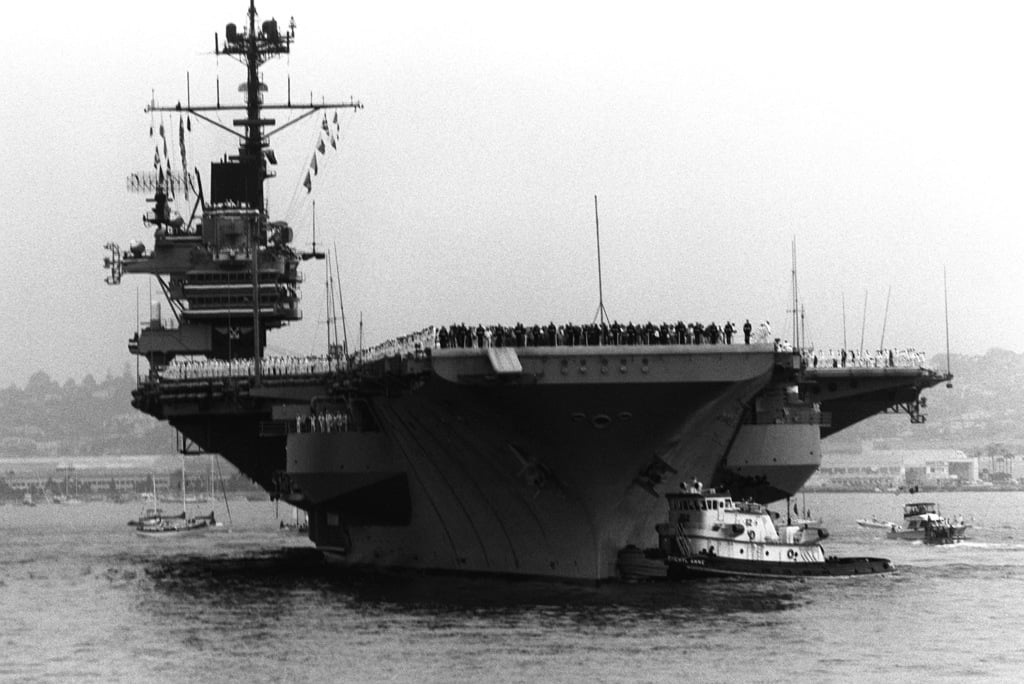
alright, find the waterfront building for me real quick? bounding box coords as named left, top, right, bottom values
left=807, top=444, right=981, bottom=490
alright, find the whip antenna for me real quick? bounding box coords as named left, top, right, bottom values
left=592, top=195, right=610, bottom=326
left=859, top=290, right=868, bottom=356
left=790, top=238, right=799, bottom=349
left=880, top=285, right=891, bottom=349
left=842, top=292, right=848, bottom=351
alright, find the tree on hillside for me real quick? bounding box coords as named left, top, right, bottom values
left=25, top=371, right=59, bottom=397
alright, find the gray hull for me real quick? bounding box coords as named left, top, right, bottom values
left=141, top=342, right=947, bottom=579
left=288, top=345, right=797, bottom=579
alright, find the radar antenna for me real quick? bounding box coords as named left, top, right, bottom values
left=301, top=200, right=326, bottom=260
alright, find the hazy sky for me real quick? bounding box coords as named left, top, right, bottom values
left=2, top=1, right=1022, bottom=388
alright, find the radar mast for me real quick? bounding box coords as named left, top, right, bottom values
left=107, top=1, right=361, bottom=385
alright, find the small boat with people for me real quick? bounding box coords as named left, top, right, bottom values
left=886, top=502, right=968, bottom=544
left=617, top=486, right=895, bottom=580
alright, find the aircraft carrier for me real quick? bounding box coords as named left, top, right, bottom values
left=105, top=1, right=950, bottom=580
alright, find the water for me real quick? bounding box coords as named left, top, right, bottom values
left=2, top=493, right=1024, bottom=682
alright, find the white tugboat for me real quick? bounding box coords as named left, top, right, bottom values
left=618, top=487, right=895, bottom=579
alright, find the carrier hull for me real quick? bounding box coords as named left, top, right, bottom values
left=287, top=346, right=789, bottom=580
left=134, top=344, right=948, bottom=580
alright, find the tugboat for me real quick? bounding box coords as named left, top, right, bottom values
left=886, top=502, right=968, bottom=544
left=618, top=487, right=895, bottom=579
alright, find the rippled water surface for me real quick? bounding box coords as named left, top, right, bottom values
left=3, top=493, right=1024, bottom=682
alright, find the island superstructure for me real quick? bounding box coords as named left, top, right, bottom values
left=105, top=1, right=950, bottom=580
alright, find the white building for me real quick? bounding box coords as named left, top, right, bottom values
left=807, top=443, right=979, bottom=489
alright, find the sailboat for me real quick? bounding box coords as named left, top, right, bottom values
left=791, top=491, right=823, bottom=527
left=54, top=467, right=83, bottom=505
left=128, top=476, right=178, bottom=526
left=135, top=456, right=217, bottom=536
left=207, top=453, right=232, bottom=532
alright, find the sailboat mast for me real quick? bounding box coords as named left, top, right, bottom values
left=944, top=266, right=953, bottom=383
left=333, top=244, right=350, bottom=359
left=181, top=454, right=186, bottom=514
left=327, top=254, right=335, bottom=350
left=328, top=261, right=340, bottom=352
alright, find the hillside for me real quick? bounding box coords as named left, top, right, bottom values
left=824, top=349, right=1024, bottom=453
left=0, top=369, right=173, bottom=457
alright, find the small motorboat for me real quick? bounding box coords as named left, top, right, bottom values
left=618, top=487, right=895, bottom=580
left=792, top=516, right=823, bottom=527
left=886, top=502, right=968, bottom=544
left=856, top=516, right=896, bottom=530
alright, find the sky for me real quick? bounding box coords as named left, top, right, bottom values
left=2, top=0, right=1023, bottom=388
